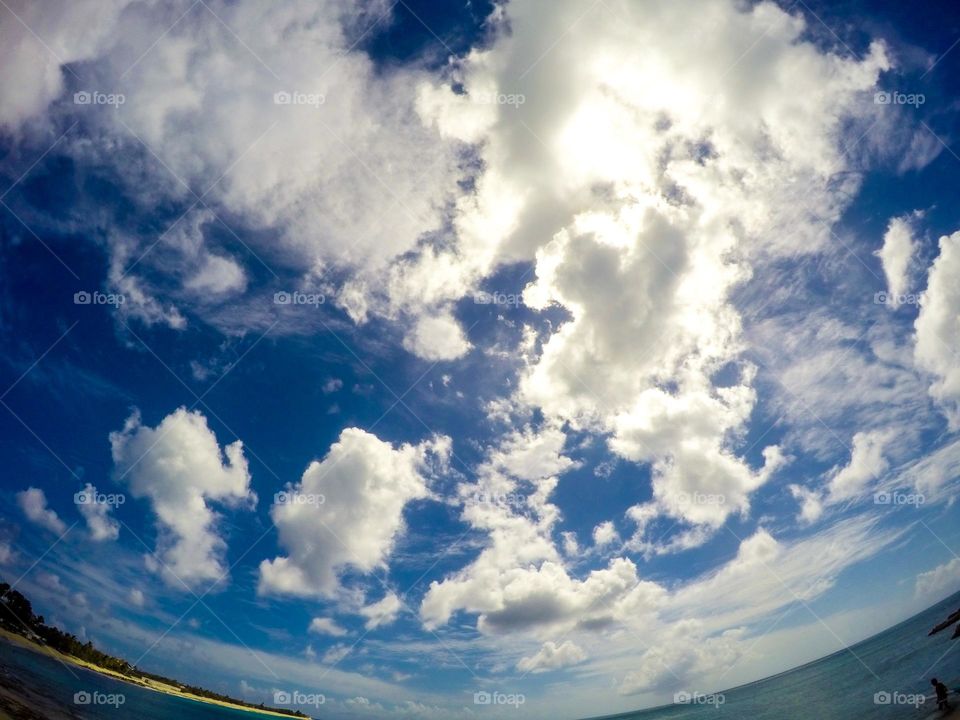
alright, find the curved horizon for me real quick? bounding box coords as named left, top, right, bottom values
left=1, top=0, right=959, bottom=718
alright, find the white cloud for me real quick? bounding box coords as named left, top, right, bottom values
left=360, top=592, right=403, bottom=630
left=129, top=588, right=145, bottom=607
left=592, top=521, right=619, bottom=548
left=323, top=643, right=352, bottom=665
left=259, top=428, right=450, bottom=598
left=915, top=557, right=960, bottom=602
left=826, top=430, right=893, bottom=503
left=323, top=378, right=343, bottom=394
left=517, top=640, right=586, bottom=673
left=401, top=313, right=472, bottom=361
left=749, top=311, right=932, bottom=461
left=876, top=212, right=921, bottom=304
left=76, top=483, right=120, bottom=541
left=16, top=487, right=66, bottom=534
left=309, top=617, right=349, bottom=637
left=110, top=407, right=255, bottom=587
left=915, top=231, right=960, bottom=428
left=0, top=0, right=127, bottom=129
left=788, top=484, right=824, bottom=525
left=784, top=430, right=894, bottom=524
left=417, top=0, right=887, bottom=550
left=0, top=542, right=15, bottom=565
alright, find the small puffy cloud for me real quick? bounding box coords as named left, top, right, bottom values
left=517, top=640, right=587, bottom=673
left=0, top=542, right=15, bottom=565
left=259, top=428, right=450, bottom=597
left=915, top=557, right=960, bottom=601
left=322, top=378, right=343, bottom=394
left=592, top=521, right=619, bottom=548
left=129, top=588, right=145, bottom=607
left=787, top=430, right=893, bottom=524
left=309, top=617, right=349, bottom=637
left=402, top=313, right=471, bottom=361
left=788, top=485, right=824, bottom=525
left=826, top=430, right=893, bottom=503
left=915, top=231, right=960, bottom=428
left=76, top=483, right=120, bottom=541
left=360, top=592, right=402, bottom=630
left=17, top=487, right=66, bottom=534
left=110, top=407, right=255, bottom=588
left=35, top=572, right=64, bottom=592
left=876, top=212, right=922, bottom=305
left=183, top=253, right=247, bottom=297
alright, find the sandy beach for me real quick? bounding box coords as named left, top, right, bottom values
left=0, top=628, right=298, bottom=719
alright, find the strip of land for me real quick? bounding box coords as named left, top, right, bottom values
left=0, top=628, right=301, bottom=719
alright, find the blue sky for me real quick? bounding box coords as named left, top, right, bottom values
left=1, top=0, right=960, bottom=718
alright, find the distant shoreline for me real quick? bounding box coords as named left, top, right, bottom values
left=0, top=628, right=300, bottom=719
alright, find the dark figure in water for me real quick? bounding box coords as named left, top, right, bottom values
left=932, top=678, right=952, bottom=711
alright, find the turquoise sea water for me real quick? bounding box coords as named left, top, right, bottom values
left=1, top=591, right=959, bottom=719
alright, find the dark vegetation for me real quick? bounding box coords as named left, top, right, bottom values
left=928, top=606, right=960, bottom=639
left=0, top=581, right=308, bottom=718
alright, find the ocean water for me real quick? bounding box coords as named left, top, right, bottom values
left=598, top=590, right=960, bottom=720
left=1, top=592, right=959, bottom=719
left=0, top=639, right=286, bottom=719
